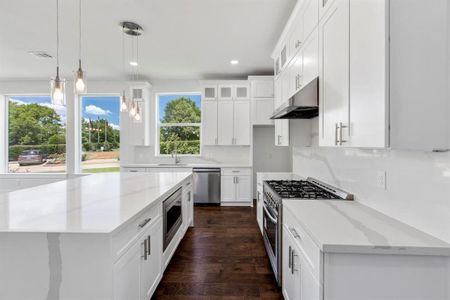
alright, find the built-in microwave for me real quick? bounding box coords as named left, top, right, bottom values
left=163, top=187, right=183, bottom=251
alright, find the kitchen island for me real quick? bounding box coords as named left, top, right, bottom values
left=0, top=172, right=193, bottom=300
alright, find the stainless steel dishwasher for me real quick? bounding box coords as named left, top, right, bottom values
left=192, top=168, right=221, bottom=205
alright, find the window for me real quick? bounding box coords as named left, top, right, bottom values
left=157, top=93, right=201, bottom=155
left=81, top=95, right=121, bottom=173
left=8, top=95, right=66, bottom=173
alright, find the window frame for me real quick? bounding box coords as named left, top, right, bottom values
left=5, top=94, right=68, bottom=174
left=155, top=92, right=202, bottom=157
left=79, top=93, right=121, bottom=173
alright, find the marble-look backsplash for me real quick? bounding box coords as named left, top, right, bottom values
left=292, top=146, right=450, bottom=243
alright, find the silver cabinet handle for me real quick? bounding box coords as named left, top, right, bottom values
left=142, top=239, right=148, bottom=260
left=138, top=218, right=152, bottom=228
left=335, top=123, right=340, bottom=146
left=147, top=235, right=151, bottom=256
left=291, top=249, right=295, bottom=274
left=277, top=135, right=282, bottom=145
left=339, top=122, right=348, bottom=146
left=236, top=177, right=239, bottom=184
left=288, top=246, right=292, bottom=269
left=289, top=227, right=302, bottom=240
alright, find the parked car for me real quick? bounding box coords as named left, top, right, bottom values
left=18, top=150, right=46, bottom=166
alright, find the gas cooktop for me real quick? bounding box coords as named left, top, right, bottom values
left=264, top=178, right=354, bottom=202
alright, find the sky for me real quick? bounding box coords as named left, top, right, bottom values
left=159, top=94, right=201, bottom=122
left=9, top=95, right=121, bottom=130
left=82, top=96, right=120, bottom=130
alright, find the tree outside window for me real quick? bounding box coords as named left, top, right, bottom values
left=158, top=94, right=201, bottom=155
left=8, top=96, right=66, bottom=173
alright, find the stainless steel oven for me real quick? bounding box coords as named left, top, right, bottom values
left=163, top=187, right=183, bottom=251
left=262, top=184, right=282, bottom=285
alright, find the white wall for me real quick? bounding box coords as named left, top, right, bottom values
left=291, top=122, right=450, bottom=243
left=252, top=126, right=292, bottom=195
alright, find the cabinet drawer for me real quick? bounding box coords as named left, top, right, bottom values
left=112, top=203, right=162, bottom=261
left=283, top=205, right=322, bottom=281
left=221, top=168, right=252, bottom=176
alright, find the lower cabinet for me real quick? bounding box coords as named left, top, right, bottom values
left=221, top=168, right=252, bottom=205
left=114, top=217, right=162, bottom=300
left=182, top=181, right=194, bottom=230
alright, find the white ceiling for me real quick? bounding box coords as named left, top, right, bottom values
left=0, top=0, right=296, bottom=81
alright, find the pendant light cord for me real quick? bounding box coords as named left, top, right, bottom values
left=56, top=0, right=60, bottom=75
left=78, top=0, right=82, bottom=65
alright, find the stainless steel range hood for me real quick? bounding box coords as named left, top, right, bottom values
left=271, top=77, right=319, bottom=119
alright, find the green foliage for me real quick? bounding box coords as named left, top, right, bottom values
left=160, top=97, right=201, bottom=155
left=81, top=118, right=120, bottom=152
left=162, top=97, right=201, bottom=123
left=48, top=134, right=66, bottom=145
left=9, top=102, right=64, bottom=146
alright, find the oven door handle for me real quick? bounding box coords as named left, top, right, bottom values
left=263, top=205, right=278, bottom=223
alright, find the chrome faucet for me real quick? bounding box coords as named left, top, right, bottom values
left=171, top=143, right=180, bottom=164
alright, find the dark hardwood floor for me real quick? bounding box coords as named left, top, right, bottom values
left=152, top=205, right=283, bottom=300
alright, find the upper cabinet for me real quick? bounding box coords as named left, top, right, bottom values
left=201, top=81, right=251, bottom=147
left=318, top=0, right=350, bottom=147
left=249, top=76, right=275, bottom=126
left=272, top=0, right=450, bottom=151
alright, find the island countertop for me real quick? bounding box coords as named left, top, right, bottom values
left=283, top=200, right=450, bottom=256
left=0, top=172, right=191, bottom=234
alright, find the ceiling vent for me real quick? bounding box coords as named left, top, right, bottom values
left=28, top=51, right=54, bottom=59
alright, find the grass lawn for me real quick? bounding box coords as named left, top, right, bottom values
left=82, top=167, right=120, bottom=173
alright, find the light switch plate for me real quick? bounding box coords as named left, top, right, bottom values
left=376, top=171, right=387, bottom=190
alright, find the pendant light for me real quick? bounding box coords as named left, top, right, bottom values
left=133, top=35, right=142, bottom=123
left=74, top=0, right=86, bottom=93
left=120, top=24, right=128, bottom=112
left=51, top=0, right=65, bottom=105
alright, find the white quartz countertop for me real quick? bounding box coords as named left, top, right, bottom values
left=0, top=172, right=192, bottom=234
left=122, top=163, right=252, bottom=168
left=283, top=200, right=450, bottom=256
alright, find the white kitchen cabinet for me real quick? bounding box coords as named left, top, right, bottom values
left=302, top=28, right=319, bottom=88
left=182, top=180, right=194, bottom=230
left=221, top=175, right=252, bottom=204
left=288, top=14, right=303, bottom=61
left=318, top=0, right=350, bottom=147
left=202, top=84, right=217, bottom=101
left=253, top=98, right=274, bottom=125
left=282, top=225, right=302, bottom=300
left=202, top=100, right=218, bottom=145
left=319, top=0, right=337, bottom=20
left=221, top=168, right=252, bottom=205
left=114, top=217, right=162, bottom=300
left=218, top=100, right=250, bottom=146
left=250, top=77, right=274, bottom=98
left=218, top=84, right=233, bottom=100
left=217, top=100, right=234, bottom=145
left=220, top=176, right=236, bottom=202
left=256, top=189, right=263, bottom=234
left=302, top=0, right=319, bottom=40
left=233, top=101, right=251, bottom=145
left=250, top=76, right=275, bottom=126
left=274, top=76, right=290, bottom=147
left=290, top=51, right=303, bottom=96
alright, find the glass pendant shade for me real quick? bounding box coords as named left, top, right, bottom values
left=74, top=62, right=87, bottom=93
left=129, top=99, right=137, bottom=117
left=120, top=90, right=128, bottom=112
left=51, top=71, right=66, bottom=106
left=134, top=103, right=142, bottom=123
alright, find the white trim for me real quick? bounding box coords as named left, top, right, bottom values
left=0, top=95, right=7, bottom=173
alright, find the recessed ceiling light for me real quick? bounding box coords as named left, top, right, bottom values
left=129, top=61, right=138, bottom=66
left=230, top=60, right=239, bottom=65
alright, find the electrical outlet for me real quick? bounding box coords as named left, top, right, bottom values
left=376, top=171, right=387, bottom=190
